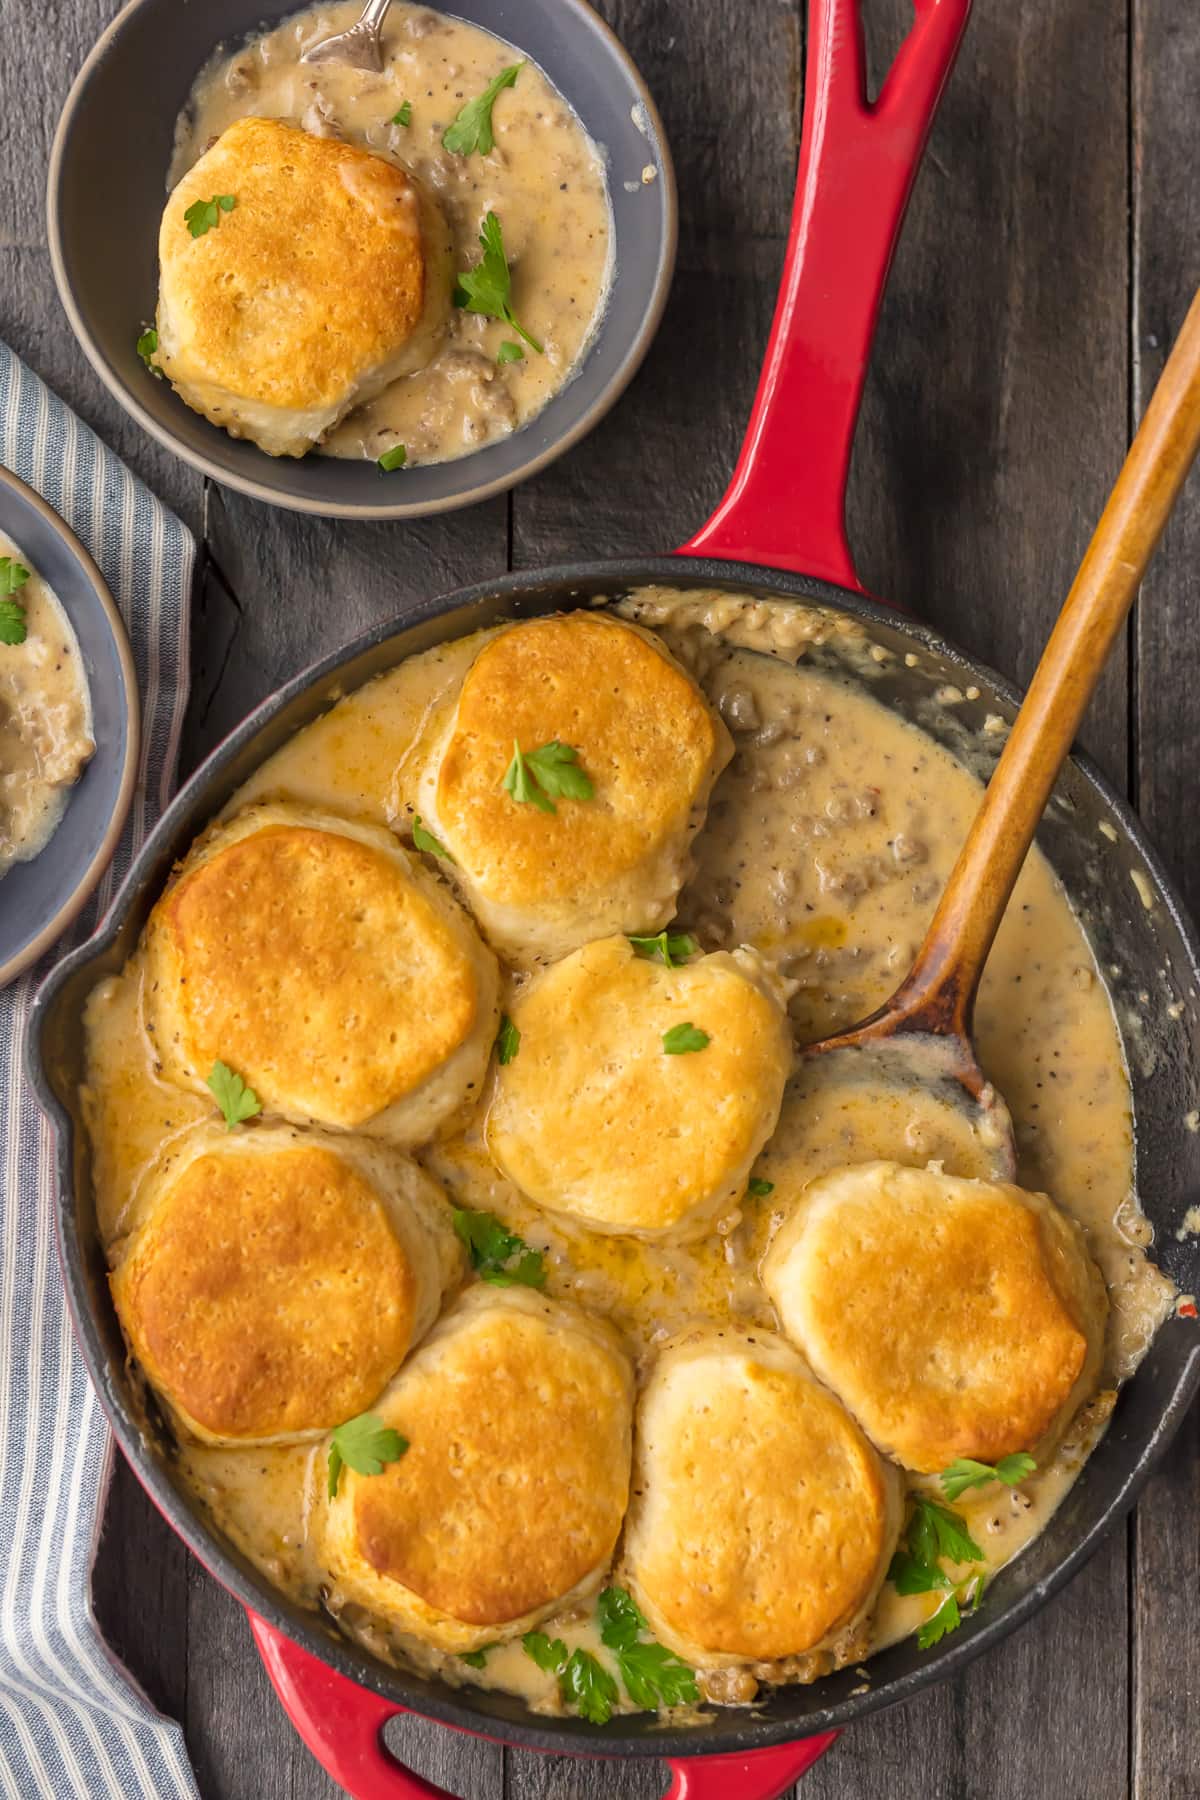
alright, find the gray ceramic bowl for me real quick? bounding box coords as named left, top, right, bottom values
left=48, top=0, right=676, bottom=520
left=0, top=466, right=138, bottom=987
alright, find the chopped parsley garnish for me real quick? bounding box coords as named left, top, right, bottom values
left=628, top=931, right=698, bottom=969
left=377, top=443, right=408, bottom=473
left=455, top=211, right=543, bottom=353
left=662, top=1022, right=710, bottom=1055
left=412, top=814, right=453, bottom=860
left=206, top=1059, right=261, bottom=1129
left=597, top=1585, right=697, bottom=1711
left=502, top=739, right=593, bottom=813
left=136, top=327, right=159, bottom=370
left=459, top=1643, right=498, bottom=1669
left=747, top=1177, right=775, bottom=1198
left=496, top=340, right=524, bottom=365
left=560, top=1649, right=619, bottom=1725
left=442, top=62, right=523, bottom=157
left=452, top=1207, right=545, bottom=1289
left=326, top=1412, right=408, bottom=1499
left=0, top=556, right=30, bottom=646
left=917, top=1575, right=985, bottom=1650
left=185, top=193, right=236, bottom=238
left=391, top=100, right=412, bottom=126
left=916, top=1591, right=961, bottom=1650
left=889, top=1496, right=986, bottom=1648
left=495, top=1015, right=521, bottom=1065
left=940, top=1453, right=1036, bottom=1502
left=522, top=1631, right=567, bottom=1673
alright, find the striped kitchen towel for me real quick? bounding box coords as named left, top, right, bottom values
left=0, top=345, right=200, bottom=1799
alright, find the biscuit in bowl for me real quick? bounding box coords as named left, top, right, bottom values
left=761, top=1160, right=1108, bottom=1472
left=622, top=1329, right=902, bottom=1668
left=486, top=934, right=792, bottom=1238
left=144, top=802, right=500, bottom=1143
left=109, top=1123, right=462, bottom=1446
left=415, top=614, right=733, bottom=965
left=318, top=1285, right=634, bottom=1654
left=154, top=117, right=452, bottom=457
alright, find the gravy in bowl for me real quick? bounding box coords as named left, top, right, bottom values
left=80, top=592, right=1176, bottom=1721
left=167, top=1, right=613, bottom=466
left=0, top=535, right=94, bottom=882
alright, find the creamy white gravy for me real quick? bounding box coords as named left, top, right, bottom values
left=171, top=2, right=613, bottom=465
left=0, top=536, right=94, bottom=881
left=81, top=590, right=1175, bottom=1719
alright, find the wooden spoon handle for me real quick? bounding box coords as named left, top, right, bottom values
left=894, top=283, right=1200, bottom=1035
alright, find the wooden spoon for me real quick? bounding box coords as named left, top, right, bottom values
left=804, top=284, right=1200, bottom=1172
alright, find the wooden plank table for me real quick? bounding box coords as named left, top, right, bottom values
left=4, top=0, right=1198, bottom=1794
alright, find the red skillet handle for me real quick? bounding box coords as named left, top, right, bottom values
left=249, top=1615, right=837, bottom=1798
left=677, top=0, right=972, bottom=588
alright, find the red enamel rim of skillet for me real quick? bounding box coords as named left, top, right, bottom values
left=197, top=3, right=972, bottom=1789
left=45, top=2, right=984, bottom=1795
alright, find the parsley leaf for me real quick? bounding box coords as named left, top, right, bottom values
left=136, top=327, right=159, bottom=369
left=0, top=556, right=31, bottom=597
left=908, top=1496, right=983, bottom=1571
left=0, top=601, right=26, bottom=646
left=522, top=1631, right=567, bottom=1673
left=596, top=1585, right=646, bottom=1650
left=459, top=1642, right=498, bottom=1669
left=206, top=1060, right=262, bottom=1130
left=597, top=1586, right=697, bottom=1712
left=890, top=1496, right=987, bottom=1650
left=887, top=1549, right=951, bottom=1596
left=378, top=443, right=408, bottom=473
left=940, top=1453, right=1036, bottom=1502
left=496, top=340, right=524, bottom=365
left=391, top=100, right=412, bottom=126
left=747, top=1177, right=775, bottom=1198
left=452, top=1207, right=545, bottom=1289
left=442, top=62, right=523, bottom=157
left=185, top=193, right=236, bottom=238
left=0, top=561, right=30, bottom=647
left=454, top=211, right=543, bottom=353
left=495, top=1015, right=521, bottom=1065
left=917, top=1591, right=961, bottom=1650
left=628, top=932, right=698, bottom=969
left=560, top=1649, right=618, bottom=1725
left=503, top=740, right=553, bottom=812
left=616, top=1642, right=698, bottom=1711
left=503, top=739, right=593, bottom=813
left=662, top=1022, right=710, bottom=1055
left=412, top=814, right=453, bottom=861
left=326, top=1412, right=408, bottom=1499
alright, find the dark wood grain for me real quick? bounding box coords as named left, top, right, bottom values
left=4, top=0, right=1198, bottom=1794
left=1129, top=1, right=1200, bottom=1796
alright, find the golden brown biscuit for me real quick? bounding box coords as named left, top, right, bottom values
left=486, top=935, right=792, bottom=1238
left=318, top=1286, right=634, bottom=1653
left=155, top=118, right=452, bottom=457
left=762, top=1160, right=1108, bottom=1472
left=109, top=1123, right=462, bottom=1446
left=415, top=614, right=733, bottom=964
left=623, top=1329, right=901, bottom=1667
left=144, top=802, right=500, bottom=1144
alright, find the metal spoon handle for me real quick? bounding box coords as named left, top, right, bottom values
left=895, top=282, right=1200, bottom=1039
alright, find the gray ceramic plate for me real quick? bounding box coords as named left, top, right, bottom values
left=0, top=466, right=138, bottom=987
left=47, top=0, right=677, bottom=520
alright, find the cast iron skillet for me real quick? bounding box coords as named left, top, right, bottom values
left=26, top=2, right=1200, bottom=1797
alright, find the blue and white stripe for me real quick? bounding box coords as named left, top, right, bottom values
left=0, top=344, right=199, bottom=1800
